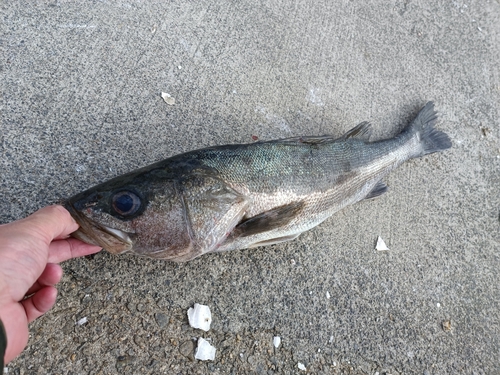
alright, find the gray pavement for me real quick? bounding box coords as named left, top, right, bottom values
left=1, top=1, right=499, bottom=374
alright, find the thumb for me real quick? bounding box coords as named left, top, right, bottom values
left=12, top=205, right=79, bottom=245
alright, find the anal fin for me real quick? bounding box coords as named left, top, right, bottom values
left=364, top=181, right=388, bottom=200
left=249, top=233, right=301, bottom=248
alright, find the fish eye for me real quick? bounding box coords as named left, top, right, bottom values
left=111, top=191, right=142, bottom=217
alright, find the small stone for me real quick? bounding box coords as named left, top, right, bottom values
left=134, top=335, right=145, bottom=348
left=136, top=303, right=145, bottom=312
left=70, top=353, right=76, bottom=361
left=155, top=312, right=169, bottom=328
left=63, top=321, right=74, bottom=334
left=179, top=340, right=195, bottom=359
left=147, top=359, right=158, bottom=368
left=81, top=294, right=91, bottom=304
left=116, top=354, right=135, bottom=370
left=298, top=362, right=306, bottom=371
left=442, top=320, right=452, bottom=332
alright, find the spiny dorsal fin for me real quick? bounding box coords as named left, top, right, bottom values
left=364, top=180, right=388, bottom=200
left=341, top=121, right=372, bottom=141
left=231, top=201, right=305, bottom=238
left=275, top=135, right=337, bottom=145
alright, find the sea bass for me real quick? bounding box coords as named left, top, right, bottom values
left=65, top=102, right=451, bottom=261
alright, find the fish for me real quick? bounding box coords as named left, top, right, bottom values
left=65, top=101, right=451, bottom=261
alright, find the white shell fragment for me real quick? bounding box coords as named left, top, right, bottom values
left=161, top=92, right=175, bottom=105
left=76, top=317, right=88, bottom=325
left=376, top=236, right=389, bottom=251
left=187, top=303, right=212, bottom=331
left=273, top=336, right=281, bottom=348
left=195, top=337, right=216, bottom=361
left=298, top=362, right=307, bottom=371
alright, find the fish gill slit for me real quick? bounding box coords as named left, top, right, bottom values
left=176, top=180, right=195, bottom=241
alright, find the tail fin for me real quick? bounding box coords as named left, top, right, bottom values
left=407, top=101, right=452, bottom=156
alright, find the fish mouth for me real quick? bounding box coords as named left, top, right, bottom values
left=64, top=202, right=134, bottom=254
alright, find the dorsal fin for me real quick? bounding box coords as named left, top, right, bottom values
left=271, top=121, right=372, bottom=146
left=340, top=121, right=372, bottom=141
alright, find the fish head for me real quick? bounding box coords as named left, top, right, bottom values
left=64, top=172, right=196, bottom=261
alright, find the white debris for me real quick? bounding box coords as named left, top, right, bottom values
left=326, top=291, right=331, bottom=299
left=194, top=337, right=216, bottom=361
left=298, top=362, right=307, bottom=371
left=376, top=236, right=389, bottom=251
left=4, top=367, right=9, bottom=374
left=161, top=92, right=175, bottom=105
left=273, top=336, right=281, bottom=348
left=187, top=303, right=212, bottom=331
left=437, top=303, right=441, bottom=308
left=76, top=317, right=88, bottom=325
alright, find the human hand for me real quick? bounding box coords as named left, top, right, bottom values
left=0, top=205, right=102, bottom=363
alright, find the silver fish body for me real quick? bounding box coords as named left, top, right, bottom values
left=65, top=102, right=451, bottom=261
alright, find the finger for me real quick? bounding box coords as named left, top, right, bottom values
left=48, top=237, right=102, bottom=263
left=21, top=286, right=58, bottom=323
left=13, top=205, right=79, bottom=246
left=25, top=263, right=63, bottom=296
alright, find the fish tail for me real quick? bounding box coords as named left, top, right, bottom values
left=405, top=101, right=452, bottom=157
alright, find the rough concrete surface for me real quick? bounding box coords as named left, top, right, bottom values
left=1, top=1, right=499, bottom=374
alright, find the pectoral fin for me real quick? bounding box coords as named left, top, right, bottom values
left=232, top=201, right=305, bottom=238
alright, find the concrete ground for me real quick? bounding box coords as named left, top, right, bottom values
left=2, top=1, right=499, bottom=374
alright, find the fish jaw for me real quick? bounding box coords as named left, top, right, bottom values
left=64, top=201, right=134, bottom=254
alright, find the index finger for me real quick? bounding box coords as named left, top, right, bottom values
left=14, top=205, right=79, bottom=245
left=48, top=238, right=102, bottom=263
